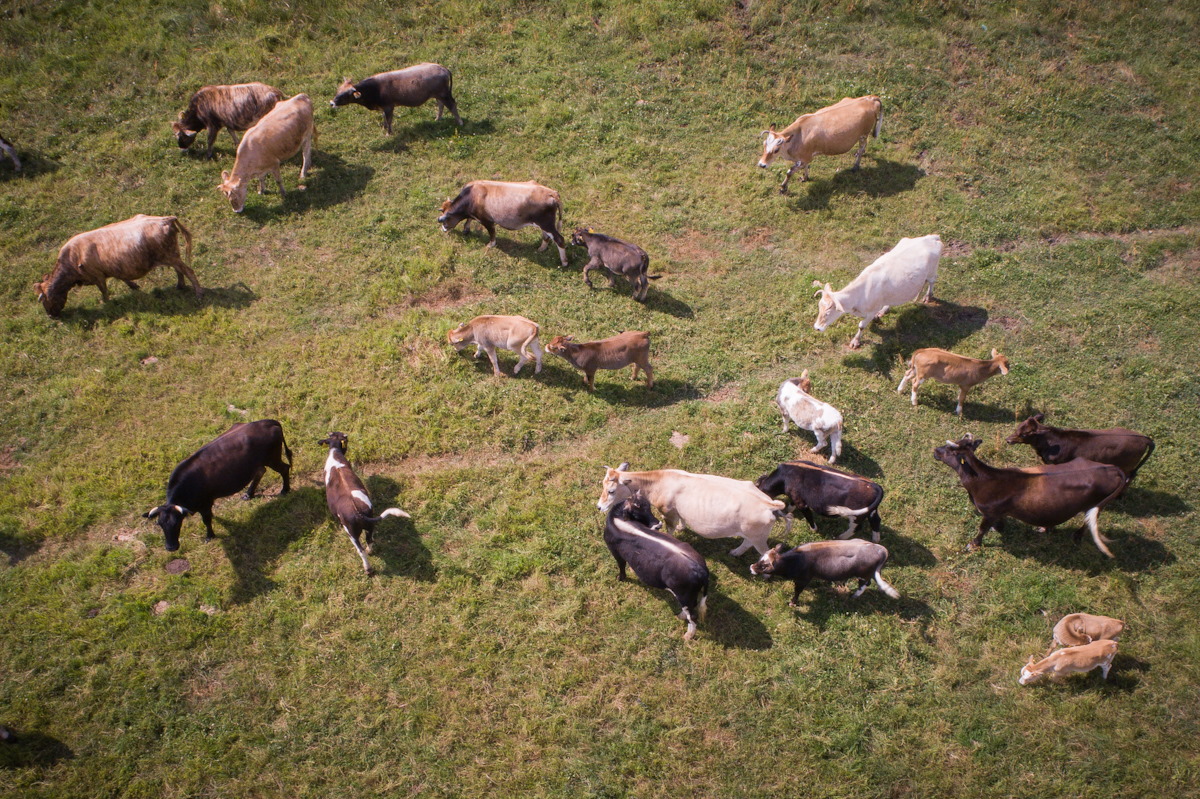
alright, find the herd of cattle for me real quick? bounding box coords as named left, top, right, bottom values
left=10, top=66, right=1156, bottom=683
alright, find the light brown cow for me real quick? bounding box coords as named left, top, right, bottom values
left=34, top=215, right=202, bottom=317
left=438, top=180, right=568, bottom=267
left=447, top=314, right=543, bottom=377
left=897, top=348, right=1009, bottom=416
left=173, top=82, right=284, bottom=159
left=758, top=95, right=883, bottom=193
left=218, top=94, right=315, bottom=213
left=546, top=331, right=652, bottom=390
left=1049, top=613, right=1125, bottom=655
left=1019, top=639, right=1119, bottom=685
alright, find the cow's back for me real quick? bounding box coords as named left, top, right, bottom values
left=653, top=471, right=781, bottom=535
left=472, top=181, right=559, bottom=227
left=61, top=214, right=174, bottom=267
left=852, top=234, right=940, bottom=304
left=374, top=63, right=452, bottom=105
left=167, top=420, right=285, bottom=503
left=993, top=458, right=1125, bottom=524
left=468, top=314, right=538, bottom=349
left=238, top=94, right=313, bottom=167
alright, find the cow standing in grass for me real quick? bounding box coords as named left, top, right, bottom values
left=218, top=94, right=315, bottom=213
left=331, top=64, right=461, bottom=134
left=438, top=180, right=568, bottom=267
left=758, top=95, right=883, bottom=193
left=319, top=432, right=410, bottom=575
left=172, top=82, right=284, bottom=159
left=571, top=227, right=659, bottom=301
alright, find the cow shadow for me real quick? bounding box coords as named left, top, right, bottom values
left=842, top=299, right=989, bottom=379
left=469, top=233, right=569, bottom=271
left=642, top=287, right=694, bottom=319
left=637, top=573, right=773, bottom=650
left=0, top=150, right=58, bottom=181
left=874, top=527, right=938, bottom=567
left=54, top=281, right=256, bottom=325
left=370, top=117, right=495, bottom=153
left=535, top=362, right=700, bottom=408
left=0, top=730, right=75, bottom=769
left=362, top=475, right=436, bottom=581
left=1115, top=486, right=1191, bottom=519
left=215, top=486, right=325, bottom=604
left=0, top=530, right=42, bottom=566
left=790, top=585, right=935, bottom=631
left=990, top=521, right=1175, bottom=574
left=826, top=443, right=883, bottom=479
left=240, top=151, right=374, bottom=221
left=1029, top=654, right=1148, bottom=694
left=916, top=395, right=1016, bottom=424
left=786, top=158, right=924, bottom=211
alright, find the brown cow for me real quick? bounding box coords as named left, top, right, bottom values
left=758, top=95, right=883, bottom=193
left=1006, top=414, right=1154, bottom=483
left=897, top=348, right=1010, bottom=416
left=547, top=331, right=653, bottom=390
left=34, top=215, right=202, bottom=317
left=218, top=94, right=315, bottom=213
left=172, top=82, right=284, bottom=159
left=330, top=64, right=461, bottom=133
left=438, top=180, right=568, bottom=267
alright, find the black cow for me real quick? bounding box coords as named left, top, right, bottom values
left=319, top=432, right=410, bottom=575
left=750, top=539, right=899, bottom=607
left=1006, top=413, right=1154, bottom=483
left=570, top=228, right=660, bottom=302
left=330, top=63, right=461, bottom=134
left=605, top=492, right=709, bottom=640
left=143, top=420, right=292, bottom=551
left=755, top=461, right=884, bottom=541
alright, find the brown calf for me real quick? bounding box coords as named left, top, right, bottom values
left=898, top=347, right=1009, bottom=416
left=547, top=331, right=653, bottom=390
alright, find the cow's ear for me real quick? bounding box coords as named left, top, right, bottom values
left=352, top=90, right=361, bottom=99
left=616, top=462, right=630, bottom=472
left=968, top=438, right=983, bottom=451
left=773, top=543, right=786, bottom=553
left=220, top=170, right=230, bottom=182
left=1033, top=413, right=1045, bottom=423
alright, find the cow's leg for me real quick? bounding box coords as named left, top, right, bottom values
left=897, top=367, right=914, bottom=394
left=922, top=279, right=935, bottom=303
left=272, top=453, right=291, bottom=494
left=548, top=228, right=569, bottom=267
left=849, top=318, right=868, bottom=349
left=481, top=221, right=497, bottom=247
left=811, top=428, right=828, bottom=454
left=829, top=428, right=842, bottom=465
left=611, top=553, right=628, bottom=581
left=256, top=175, right=266, bottom=194
left=299, top=133, right=313, bottom=181
left=123, top=280, right=141, bottom=291
left=583, top=370, right=596, bottom=391
left=729, top=534, right=757, bottom=557
left=514, top=344, right=530, bottom=375
left=583, top=257, right=603, bottom=288
left=851, top=578, right=871, bottom=598
left=780, top=161, right=802, bottom=194
left=910, top=378, right=922, bottom=407
left=789, top=578, right=812, bottom=608
left=870, top=511, right=882, bottom=542
left=851, top=135, right=867, bottom=170
left=483, top=345, right=504, bottom=377
left=97, top=279, right=110, bottom=303
left=955, top=386, right=968, bottom=417
left=243, top=466, right=267, bottom=499
left=168, top=257, right=204, bottom=298
left=272, top=167, right=285, bottom=197
left=529, top=338, right=543, bottom=374
left=777, top=400, right=790, bottom=433
left=344, top=525, right=372, bottom=575
left=874, top=304, right=891, bottom=320
left=800, top=507, right=817, bottom=531
left=443, top=94, right=463, bottom=126
left=229, top=129, right=242, bottom=148
left=200, top=508, right=216, bottom=540
left=206, top=125, right=220, bottom=160
left=382, top=107, right=394, bottom=135
left=434, top=100, right=444, bottom=121
left=363, top=525, right=374, bottom=555
left=968, top=519, right=992, bottom=551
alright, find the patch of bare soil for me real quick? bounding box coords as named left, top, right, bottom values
left=704, top=383, right=740, bottom=403
left=0, top=446, right=19, bottom=474
left=664, top=229, right=722, bottom=265
left=402, top=278, right=493, bottom=311
left=1148, top=248, right=1200, bottom=284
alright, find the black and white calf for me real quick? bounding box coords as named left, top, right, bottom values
left=755, top=461, right=884, bottom=541
left=605, top=492, right=709, bottom=640
left=750, top=539, right=899, bottom=608
left=320, top=432, right=410, bottom=575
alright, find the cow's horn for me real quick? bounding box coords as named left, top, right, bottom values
left=144, top=506, right=160, bottom=519
left=946, top=440, right=957, bottom=447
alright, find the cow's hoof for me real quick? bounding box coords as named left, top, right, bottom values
left=788, top=600, right=800, bottom=609
left=241, top=492, right=253, bottom=500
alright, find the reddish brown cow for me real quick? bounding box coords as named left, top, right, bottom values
left=1006, top=414, right=1154, bottom=483
left=438, top=180, right=568, bottom=267
left=547, top=331, right=653, bottom=390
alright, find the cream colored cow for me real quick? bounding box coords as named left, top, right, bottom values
left=218, top=94, right=315, bottom=212
left=447, top=314, right=543, bottom=377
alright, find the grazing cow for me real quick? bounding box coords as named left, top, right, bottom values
left=143, top=420, right=292, bottom=552
left=597, top=463, right=786, bottom=557
left=447, top=314, right=543, bottom=377
left=813, top=234, right=942, bottom=349
left=330, top=64, right=461, bottom=134
left=34, top=214, right=202, bottom=318
left=172, top=82, right=284, bottom=159
left=775, top=371, right=844, bottom=464
left=1050, top=613, right=1125, bottom=655
left=437, top=180, right=568, bottom=267
left=547, top=331, right=653, bottom=390
left=755, top=461, right=884, bottom=541
left=933, top=435, right=1127, bottom=556
left=605, top=492, right=710, bottom=641
left=570, top=228, right=659, bottom=302
left=1007, top=414, right=1154, bottom=483
left=1019, top=639, right=1119, bottom=685
left=897, top=348, right=1010, bottom=416
left=218, top=94, right=315, bottom=213
left=0, top=133, right=20, bottom=172
left=758, top=95, right=883, bottom=193
left=750, top=540, right=899, bottom=607
left=319, top=432, right=410, bottom=575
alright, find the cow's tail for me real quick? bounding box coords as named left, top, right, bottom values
left=281, top=435, right=293, bottom=469
left=1078, top=478, right=1126, bottom=558
left=171, top=217, right=194, bottom=264
left=1129, top=438, right=1156, bottom=482
left=873, top=99, right=884, bottom=138
left=365, top=507, right=410, bottom=525
left=698, top=579, right=709, bottom=623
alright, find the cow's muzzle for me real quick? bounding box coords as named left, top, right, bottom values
left=757, top=161, right=768, bottom=168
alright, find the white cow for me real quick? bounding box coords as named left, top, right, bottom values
left=597, top=463, right=787, bottom=556
left=776, top=371, right=843, bottom=464
left=813, top=234, right=942, bottom=349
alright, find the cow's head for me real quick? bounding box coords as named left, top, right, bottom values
left=597, top=462, right=632, bottom=512
left=758, top=125, right=792, bottom=168
left=171, top=119, right=199, bottom=149
left=143, top=504, right=191, bottom=551
left=33, top=269, right=71, bottom=318
left=330, top=77, right=360, bottom=109
left=546, top=335, right=578, bottom=357
left=812, top=281, right=845, bottom=332
left=933, top=435, right=984, bottom=476
left=319, top=432, right=349, bottom=453
left=991, top=348, right=1010, bottom=375
left=437, top=198, right=465, bottom=232
left=447, top=321, right=472, bottom=350
left=1006, top=413, right=1047, bottom=445
left=218, top=170, right=248, bottom=213
left=570, top=227, right=596, bottom=247
left=614, top=491, right=661, bottom=530
left=750, top=543, right=788, bottom=577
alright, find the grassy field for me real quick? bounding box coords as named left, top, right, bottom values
left=2, top=0, right=1200, bottom=795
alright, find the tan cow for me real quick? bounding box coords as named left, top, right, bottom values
left=438, top=180, right=568, bottom=267
left=1019, top=639, right=1119, bottom=685
left=547, top=331, right=653, bottom=390
left=897, top=348, right=1010, bottom=416
left=758, top=95, right=883, bottom=193
left=218, top=94, right=315, bottom=212
left=447, top=314, right=543, bottom=377
left=597, top=463, right=787, bottom=557
left=1050, top=613, right=1125, bottom=654
left=34, top=215, right=201, bottom=317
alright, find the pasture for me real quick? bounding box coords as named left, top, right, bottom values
left=2, top=0, right=1199, bottom=795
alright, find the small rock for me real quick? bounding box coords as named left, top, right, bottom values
left=669, top=431, right=690, bottom=449
left=86, top=608, right=100, bottom=618
left=140, top=356, right=159, bottom=365
left=152, top=600, right=170, bottom=615
left=227, top=404, right=248, bottom=416
left=199, top=604, right=219, bottom=616
left=635, top=99, right=649, bottom=106
left=165, top=558, right=190, bottom=574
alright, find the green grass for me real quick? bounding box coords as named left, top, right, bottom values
left=2, top=0, right=1200, bottom=795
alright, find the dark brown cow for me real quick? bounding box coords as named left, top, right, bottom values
left=1006, top=414, right=1154, bottom=483
left=437, top=180, right=568, bottom=267
left=319, top=432, right=410, bottom=575
left=754, top=461, right=884, bottom=540
left=934, top=434, right=1127, bottom=556
left=570, top=227, right=659, bottom=301
left=173, top=83, right=284, bottom=159
left=34, top=214, right=202, bottom=317
left=330, top=63, right=461, bottom=134
left=547, top=331, right=652, bottom=390
left=750, top=540, right=899, bottom=607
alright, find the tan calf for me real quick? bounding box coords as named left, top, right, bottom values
left=1019, top=639, right=1119, bottom=685
left=447, top=314, right=543, bottom=377
left=898, top=347, right=1009, bottom=416
left=1049, top=613, right=1125, bottom=655
left=218, top=94, right=315, bottom=212
left=547, top=331, right=652, bottom=390
left=758, top=95, right=883, bottom=193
